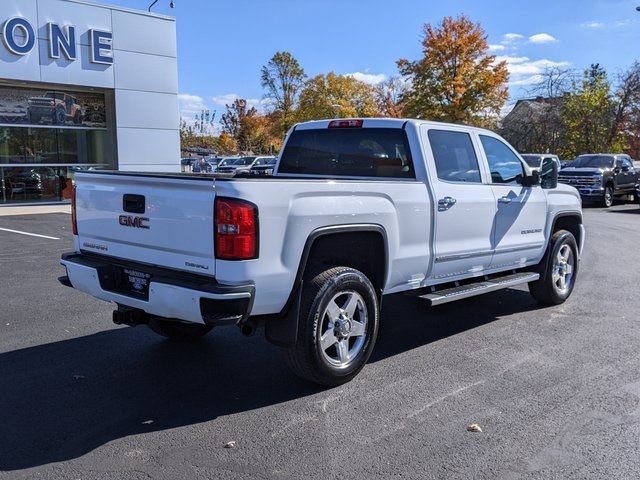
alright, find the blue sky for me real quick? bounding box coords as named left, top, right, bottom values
left=112, top=0, right=640, bottom=126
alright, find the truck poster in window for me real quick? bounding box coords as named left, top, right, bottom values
left=0, top=86, right=106, bottom=129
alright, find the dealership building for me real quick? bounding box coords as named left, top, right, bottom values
left=0, top=0, right=180, bottom=205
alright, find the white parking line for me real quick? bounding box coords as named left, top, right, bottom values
left=0, top=227, right=60, bottom=240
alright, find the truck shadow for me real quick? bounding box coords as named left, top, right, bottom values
left=0, top=289, right=542, bottom=471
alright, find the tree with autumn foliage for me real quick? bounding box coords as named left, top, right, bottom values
left=261, top=51, right=306, bottom=137
left=220, top=99, right=281, bottom=154
left=398, top=15, right=508, bottom=126
left=296, top=73, right=379, bottom=121
left=375, top=76, right=406, bottom=118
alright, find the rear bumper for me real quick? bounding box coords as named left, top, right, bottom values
left=60, top=252, right=254, bottom=325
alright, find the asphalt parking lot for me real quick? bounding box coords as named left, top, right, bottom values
left=1, top=203, right=640, bottom=479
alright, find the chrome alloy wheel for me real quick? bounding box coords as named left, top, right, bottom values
left=552, top=243, right=575, bottom=295
left=604, top=187, right=613, bottom=207
left=319, top=291, right=368, bottom=368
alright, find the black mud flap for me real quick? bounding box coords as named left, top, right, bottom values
left=265, top=282, right=303, bottom=347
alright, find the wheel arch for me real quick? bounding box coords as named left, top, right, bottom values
left=535, top=212, right=582, bottom=282
left=551, top=212, right=582, bottom=248
left=264, top=224, right=389, bottom=347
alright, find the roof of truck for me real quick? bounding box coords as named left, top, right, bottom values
left=293, top=118, right=498, bottom=136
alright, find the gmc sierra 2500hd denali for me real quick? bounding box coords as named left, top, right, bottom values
left=60, top=118, right=584, bottom=386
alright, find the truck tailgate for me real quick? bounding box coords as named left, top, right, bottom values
left=74, top=172, right=216, bottom=276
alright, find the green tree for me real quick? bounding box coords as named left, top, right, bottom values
left=261, top=51, right=306, bottom=136
left=296, top=72, right=379, bottom=121
left=561, top=64, right=620, bottom=158
left=397, top=15, right=508, bottom=126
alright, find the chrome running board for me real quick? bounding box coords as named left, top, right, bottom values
left=419, top=272, right=540, bottom=306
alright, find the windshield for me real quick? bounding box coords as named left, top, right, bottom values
left=232, top=157, right=255, bottom=166
left=43, top=92, right=56, bottom=99
left=572, top=155, right=614, bottom=168
left=521, top=155, right=542, bottom=168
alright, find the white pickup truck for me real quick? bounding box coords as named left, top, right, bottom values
left=60, top=118, right=584, bottom=386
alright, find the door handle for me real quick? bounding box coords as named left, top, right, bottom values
left=498, top=196, right=512, bottom=204
left=437, top=196, right=457, bottom=210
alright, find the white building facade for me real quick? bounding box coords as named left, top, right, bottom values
left=0, top=0, right=180, bottom=205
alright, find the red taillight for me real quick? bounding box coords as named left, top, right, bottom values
left=328, top=119, right=363, bottom=128
left=71, top=184, right=78, bottom=235
left=215, top=197, right=258, bottom=260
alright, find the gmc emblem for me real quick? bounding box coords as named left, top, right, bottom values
left=118, top=215, right=150, bottom=229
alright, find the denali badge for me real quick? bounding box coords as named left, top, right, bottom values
left=119, top=215, right=149, bottom=229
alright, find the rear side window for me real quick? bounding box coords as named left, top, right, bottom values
left=479, top=135, right=524, bottom=184
left=278, top=128, right=415, bottom=178
left=428, top=130, right=481, bottom=183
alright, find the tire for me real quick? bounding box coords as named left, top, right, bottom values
left=147, top=317, right=213, bottom=341
left=54, top=108, right=66, bottom=125
left=283, top=266, right=380, bottom=386
left=600, top=185, right=614, bottom=208
left=529, top=230, right=578, bottom=305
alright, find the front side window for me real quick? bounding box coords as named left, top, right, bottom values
left=279, top=128, right=414, bottom=178
left=428, top=130, right=481, bottom=183
left=480, top=135, right=525, bottom=184
left=622, top=158, right=634, bottom=171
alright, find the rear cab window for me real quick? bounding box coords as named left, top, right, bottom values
left=278, top=128, right=415, bottom=178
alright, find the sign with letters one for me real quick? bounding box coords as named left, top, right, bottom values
left=1, top=17, right=113, bottom=66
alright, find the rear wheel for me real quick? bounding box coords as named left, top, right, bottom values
left=283, top=266, right=379, bottom=386
left=147, top=317, right=213, bottom=341
left=529, top=230, right=578, bottom=305
left=53, top=108, right=66, bottom=125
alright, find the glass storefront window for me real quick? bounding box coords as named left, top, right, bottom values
left=0, top=85, right=114, bottom=204
left=0, top=165, right=110, bottom=204
left=0, top=127, right=113, bottom=166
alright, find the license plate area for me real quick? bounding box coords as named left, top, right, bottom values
left=120, top=268, right=151, bottom=299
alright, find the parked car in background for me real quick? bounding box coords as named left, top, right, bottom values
left=216, top=156, right=271, bottom=175
left=62, top=118, right=584, bottom=386
left=204, top=156, right=223, bottom=172
left=27, top=91, right=83, bottom=125
left=558, top=154, right=638, bottom=207
left=249, top=156, right=277, bottom=175
left=522, top=154, right=561, bottom=172
left=208, top=156, right=237, bottom=173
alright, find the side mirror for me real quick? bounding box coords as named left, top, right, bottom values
left=615, top=166, right=621, bottom=174
left=521, top=169, right=541, bottom=187
left=540, top=157, right=558, bottom=189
